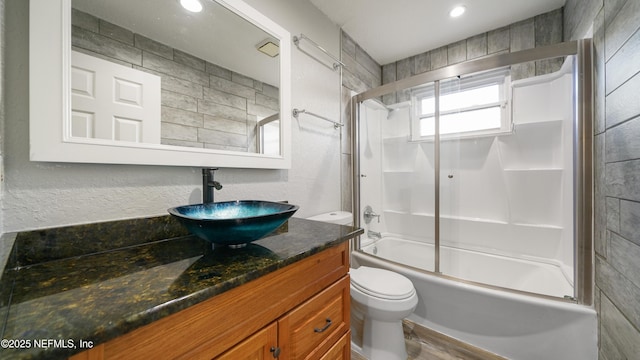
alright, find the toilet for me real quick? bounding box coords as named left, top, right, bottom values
left=307, top=211, right=418, bottom=360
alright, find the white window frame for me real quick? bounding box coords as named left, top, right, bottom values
left=410, top=68, right=512, bottom=141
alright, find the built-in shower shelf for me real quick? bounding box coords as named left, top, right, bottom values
left=382, top=135, right=412, bottom=142
left=512, top=222, right=563, bottom=230
left=387, top=210, right=509, bottom=225
left=383, top=209, right=411, bottom=215
left=503, top=168, right=563, bottom=172
left=512, top=118, right=565, bottom=127
left=502, top=168, right=563, bottom=226
left=383, top=169, right=414, bottom=174
left=382, top=136, right=419, bottom=172
left=443, top=215, right=508, bottom=224
left=404, top=211, right=432, bottom=217
left=498, top=118, right=565, bottom=170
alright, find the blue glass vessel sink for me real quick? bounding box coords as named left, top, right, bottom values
left=168, top=200, right=299, bottom=246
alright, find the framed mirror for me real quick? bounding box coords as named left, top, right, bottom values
left=29, top=0, right=292, bottom=168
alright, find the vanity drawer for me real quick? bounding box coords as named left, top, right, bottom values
left=319, top=331, right=351, bottom=360
left=279, top=275, right=350, bottom=360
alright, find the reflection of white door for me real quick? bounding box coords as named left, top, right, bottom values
left=71, top=51, right=161, bottom=143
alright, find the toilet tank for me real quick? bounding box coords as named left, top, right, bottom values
left=307, top=211, right=353, bottom=226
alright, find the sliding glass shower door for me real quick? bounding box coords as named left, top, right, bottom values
left=437, top=60, right=576, bottom=298
left=358, top=90, right=437, bottom=272
left=354, top=40, right=593, bottom=304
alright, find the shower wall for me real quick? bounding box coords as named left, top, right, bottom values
left=360, top=60, right=575, bottom=286
left=565, top=0, right=640, bottom=357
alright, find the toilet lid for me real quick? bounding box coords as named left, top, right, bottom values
left=350, top=266, right=416, bottom=300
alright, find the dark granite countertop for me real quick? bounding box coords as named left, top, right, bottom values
left=0, top=215, right=362, bottom=359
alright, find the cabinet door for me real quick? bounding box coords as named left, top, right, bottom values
left=279, top=276, right=350, bottom=360
left=319, top=331, right=350, bottom=360
left=216, top=322, right=278, bottom=360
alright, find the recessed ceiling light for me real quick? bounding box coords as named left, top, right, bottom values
left=181, top=0, right=203, bottom=13
left=449, top=5, right=466, bottom=18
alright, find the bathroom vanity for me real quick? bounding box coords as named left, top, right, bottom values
left=0, top=216, right=362, bottom=359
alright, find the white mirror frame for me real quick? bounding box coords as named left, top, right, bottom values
left=29, top=0, right=292, bottom=169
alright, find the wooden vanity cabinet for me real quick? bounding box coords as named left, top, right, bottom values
left=215, top=275, right=350, bottom=360
left=69, top=242, right=351, bottom=360
left=215, top=322, right=278, bottom=360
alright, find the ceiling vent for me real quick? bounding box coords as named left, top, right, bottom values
left=256, top=38, right=279, bottom=57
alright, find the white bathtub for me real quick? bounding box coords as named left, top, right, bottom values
left=352, top=237, right=597, bottom=360
left=363, top=236, right=573, bottom=298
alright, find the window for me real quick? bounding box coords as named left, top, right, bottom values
left=411, top=69, right=511, bottom=140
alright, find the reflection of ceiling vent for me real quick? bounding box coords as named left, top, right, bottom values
left=256, top=38, right=279, bottom=57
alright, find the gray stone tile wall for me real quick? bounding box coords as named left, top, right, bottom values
left=466, top=34, right=488, bottom=60
left=341, top=31, right=382, bottom=93
left=380, top=7, right=564, bottom=105
left=71, top=9, right=279, bottom=152
left=488, top=26, right=510, bottom=54
left=565, top=0, right=640, bottom=358
left=535, top=9, right=565, bottom=76
left=0, top=0, right=4, bottom=233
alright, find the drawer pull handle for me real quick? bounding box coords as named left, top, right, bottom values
left=270, top=346, right=281, bottom=358
left=314, top=318, right=333, bottom=333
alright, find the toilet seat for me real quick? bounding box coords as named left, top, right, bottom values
left=350, top=266, right=416, bottom=300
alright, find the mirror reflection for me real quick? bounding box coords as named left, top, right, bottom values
left=70, top=0, right=281, bottom=155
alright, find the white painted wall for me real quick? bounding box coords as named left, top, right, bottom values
left=1, top=0, right=342, bottom=240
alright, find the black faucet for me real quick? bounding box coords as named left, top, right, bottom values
left=202, top=168, right=223, bottom=203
